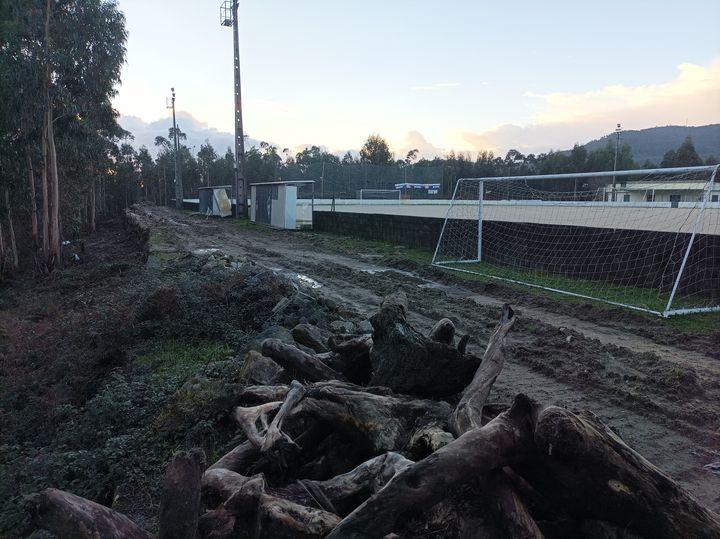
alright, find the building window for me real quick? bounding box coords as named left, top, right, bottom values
left=646, top=193, right=655, bottom=202
left=623, top=194, right=630, bottom=202
left=712, top=194, right=719, bottom=203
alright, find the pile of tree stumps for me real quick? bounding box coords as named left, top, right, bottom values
left=24, top=291, right=720, bottom=538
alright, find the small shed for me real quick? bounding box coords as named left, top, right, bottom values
left=250, top=180, right=315, bottom=229
left=198, top=185, right=233, bottom=217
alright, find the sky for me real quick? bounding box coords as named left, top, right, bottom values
left=112, top=0, right=720, bottom=159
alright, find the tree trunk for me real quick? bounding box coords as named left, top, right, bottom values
left=0, top=222, right=5, bottom=273
left=47, top=106, right=60, bottom=267
left=43, top=0, right=60, bottom=269
left=40, top=114, right=50, bottom=261
left=90, top=179, right=96, bottom=232
left=159, top=449, right=205, bottom=539
left=23, top=488, right=152, bottom=539
left=5, top=190, right=18, bottom=270
left=26, top=150, right=39, bottom=248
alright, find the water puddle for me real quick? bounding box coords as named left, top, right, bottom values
left=191, top=248, right=223, bottom=256
left=296, top=274, right=323, bottom=289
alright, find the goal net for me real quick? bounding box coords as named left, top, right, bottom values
left=357, top=189, right=401, bottom=201
left=432, top=166, right=720, bottom=316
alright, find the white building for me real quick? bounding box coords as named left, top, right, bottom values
left=608, top=181, right=720, bottom=205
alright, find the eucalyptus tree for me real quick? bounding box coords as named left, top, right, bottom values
left=0, top=0, right=127, bottom=272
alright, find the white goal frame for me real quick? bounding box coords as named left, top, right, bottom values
left=357, top=189, right=401, bottom=201
left=432, top=165, right=720, bottom=317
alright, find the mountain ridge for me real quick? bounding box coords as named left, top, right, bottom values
left=582, top=124, right=720, bottom=165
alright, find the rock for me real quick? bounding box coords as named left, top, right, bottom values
left=238, top=351, right=283, bottom=385
left=356, top=320, right=373, bottom=334
left=155, top=377, right=242, bottom=431
left=330, top=320, right=356, bottom=334
left=246, top=326, right=294, bottom=353
left=202, top=359, right=244, bottom=380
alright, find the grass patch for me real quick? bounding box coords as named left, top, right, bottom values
left=436, top=261, right=720, bottom=333
left=136, top=338, right=233, bottom=386
left=442, top=261, right=674, bottom=312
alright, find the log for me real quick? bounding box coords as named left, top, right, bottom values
left=233, top=401, right=282, bottom=447
left=159, top=448, right=206, bottom=539
left=428, top=317, right=455, bottom=345
left=216, top=473, right=341, bottom=538
left=407, top=425, right=454, bottom=458
left=296, top=380, right=453, bottom=454
left=487, top=469, right=544, bottom=539
left=232, top=381, right=306, bottom=453
left=368, top=291, right=482, bottom=396
left=262, top=339, right=346, bottom=382
left=208, top=440, right=260, bottom=473
left=327, top=334, right=372, bottom=354
left=326, top=394, right=540, bottom=538
left=292, top=323, right=332, bottom=353
left=23, top=488, right=152, bottom=539
left=528, top=406, right=720, bottom=539
left=261, top=380, right=306, bottom=452
left=323, top=334, right=373, bottom=384
left=450, top=304, right=516, bottom=436
left=309, top=452, right=413, bottom=516
left=202, top=468, right=253, bottom=507
left=457, top=334, right=470, bottom=354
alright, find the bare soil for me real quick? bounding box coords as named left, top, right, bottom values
left=2, top=205, right=718, bottom=537
left=135, top=205, right=720, bottom=513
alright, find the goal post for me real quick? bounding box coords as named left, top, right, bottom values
left=357, top=189, right=401, bottom=201
left=432, top=165, right=720, bottom=317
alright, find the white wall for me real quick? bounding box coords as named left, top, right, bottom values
left=298, top=198, right=720, bottom=236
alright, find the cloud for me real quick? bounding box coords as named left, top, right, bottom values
left=412, top=82, right=460, bottom=91
left=392, top=131, right=444, bottom=160
left=118, top=112, right=265, bottom=156
left=461, top=59, right=720, bottom=156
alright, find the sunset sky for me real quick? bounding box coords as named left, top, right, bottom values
left=112, top=0, right=720, bottom=158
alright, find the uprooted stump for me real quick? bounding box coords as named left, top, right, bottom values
left=23, top=291, right=720, bottom=539
left=368, top=290, right=482, bottom=396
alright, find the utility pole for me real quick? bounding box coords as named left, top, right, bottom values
left=611, top=123, right=622, bottom=202
left=168, top=88, right=182, bottom=209
left=221, top=1, right=247, bottom=218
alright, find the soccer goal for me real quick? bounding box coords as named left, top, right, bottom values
left=357, top=189, right=401, bottom=201
left=432, top=165, right=720, bottom=317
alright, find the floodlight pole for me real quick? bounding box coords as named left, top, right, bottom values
left=611, top=123, right=621, bottom=202
left=170, top=88, right=182, bottom=209
left=227, top=1, right=247, bottom=218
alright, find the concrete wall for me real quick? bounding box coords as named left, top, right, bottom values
left=306, top=199, right=720, bottom=236
left=313, top=211, right=444, bottom=250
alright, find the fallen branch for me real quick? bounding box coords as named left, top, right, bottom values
left=450, top=304, right=516, bottom=436
left=262, top=339, right=346, bottom=382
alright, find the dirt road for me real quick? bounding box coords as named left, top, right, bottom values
left=133, top=205, right=720, bottom=512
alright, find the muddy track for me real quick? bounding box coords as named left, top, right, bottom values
left=134, top=205, right=720, bottom=511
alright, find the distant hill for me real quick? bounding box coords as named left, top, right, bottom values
left=583, top=124, right=720, bottom=165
